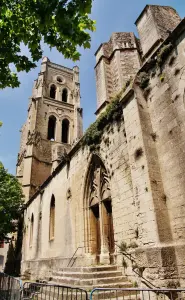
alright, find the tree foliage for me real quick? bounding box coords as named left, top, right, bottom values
left=0, top=162, right=24, bottom=241
left=0, top=0, right=95, bottom=88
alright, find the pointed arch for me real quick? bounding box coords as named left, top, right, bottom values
left=84, top=154, right=111, bottom=208
left=50, top=84, right=57, bottom=99
left=62, top=88, right=68, bottom=102
left=49, top=195, right=55, bottom=240
left=61, top=119, right=70, bottom=143
left=47, top=115, right=56, bottom=141
left=83, top=154, right=114, bottom=264
left=30, top=213, right=34, bottom=246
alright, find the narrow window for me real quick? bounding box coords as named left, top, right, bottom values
left=49, top=195, right=55, bottom=240
left=62, top=88, right=68, bottom=102
left=50, top=84, right=56, bottom=99
left=30, top=214, right=34, bottom=246
left=62, top=119, right=69, bottom=143
left=47, top=116, right=56, bottom=141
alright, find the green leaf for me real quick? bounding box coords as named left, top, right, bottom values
left=0, top=161, right=24, bottom=240
left=0, top=0, right=95, bottom=89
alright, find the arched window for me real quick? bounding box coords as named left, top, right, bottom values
left=50, top=84, right=56, bottom=99
left=30, top=214, right=34, bottom=246
left=62, top=119, right=70, bottom=143
left=49, top=195, right=55, bottom=240
left=47, top=116, right=56, bottom=141
left=62, top=88, right=68, bottom=102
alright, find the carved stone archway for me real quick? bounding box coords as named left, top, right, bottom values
left=84, top=155, right=115, bottom=265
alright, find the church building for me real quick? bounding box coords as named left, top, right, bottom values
left=17, top=5, right=185, bottom=288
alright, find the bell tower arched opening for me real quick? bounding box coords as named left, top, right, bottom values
left=84, top=155, right=115, bottom=265
left=47, top=116, right=56, bottom=141
left=61, top=119, right=70, bottom=143
left=50, top=84, right=56, bottom=99
left=62, top=88, right=68, bottom=102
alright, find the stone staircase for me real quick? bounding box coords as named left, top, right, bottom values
left=47, top=265, right=133, bottom=290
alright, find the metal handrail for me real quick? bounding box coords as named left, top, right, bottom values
left=90, top=287, right=185, bottom=300
left=67, top=246, right=83, bottom=267
left=0, top=272, right=23, bottom=300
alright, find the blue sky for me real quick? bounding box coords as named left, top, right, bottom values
left=0, top=0, right=184, bottom=174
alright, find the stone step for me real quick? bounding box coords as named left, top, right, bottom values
left=51, top=270, right=123, bottom=279
left=57, top=266, right=117, bottom=273
left=51, top=276, right=128, bottom=286
left=50, top=281, right=133, bottom=289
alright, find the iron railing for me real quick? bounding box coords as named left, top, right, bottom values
left=90, top=287, right=185, bottom=300
left=2, top=272, right=185, bottom=300
left=0, top=272, right=22, bottom=300
left=23, top=281, right=88, bottom=300
left=67, top=247, right=83, bottom=267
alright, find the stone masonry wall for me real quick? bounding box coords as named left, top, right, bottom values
left=22, top=114, right=137, bottom=279
left=145, top=28, right=185, bottom=286
left=21, top=6, right=185, bottom=288
left=136, top=5, right=181, bottom=58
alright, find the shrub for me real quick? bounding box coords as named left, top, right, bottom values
left=160, top=73, right=165, bottom=82
left=83, top=98, right=123, bottom=147
left=157, top=43, right=173, bottom=67
left=136, top=72, right=150, bottom=90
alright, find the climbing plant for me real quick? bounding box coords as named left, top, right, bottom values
left=83, top=80, right=132, bottom=148
left=83, top=99, right=122, bottom=147
left=156, top=43, right=173, bottom=68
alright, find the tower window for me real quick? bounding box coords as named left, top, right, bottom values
left=47, top=116, right=56, bottom=141
left=30, top=214, right=34, bottom=246
left=62, top=88, right=68, bottom=102
left=62, top=119, right=70, bottom=143
left=50, top=84, right=56, bottom=99
left=49, top=195, right=55, bottom=240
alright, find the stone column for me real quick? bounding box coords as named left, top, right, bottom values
left=99, top=201, right=110, bottom=264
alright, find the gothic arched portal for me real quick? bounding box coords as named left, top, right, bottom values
left=84, top=155, right=115, bottom=265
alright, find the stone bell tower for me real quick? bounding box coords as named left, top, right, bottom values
left=16, top=57, right=83, bottom=201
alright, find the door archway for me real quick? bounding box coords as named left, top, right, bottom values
left=84, top=155, right=115, bottom=265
